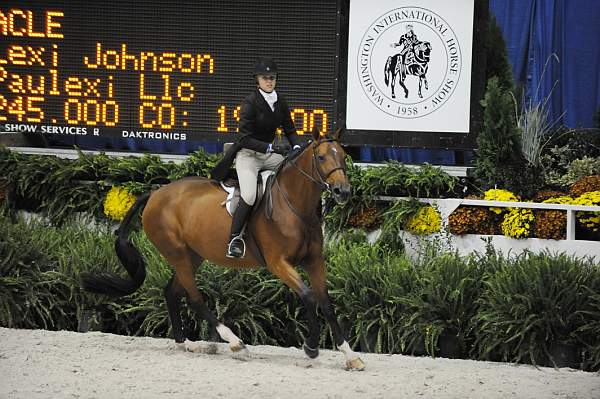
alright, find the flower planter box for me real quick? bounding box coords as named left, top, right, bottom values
left=398, top=232, right=600, bottom=261
left=371, top=197, right=600, bottom=260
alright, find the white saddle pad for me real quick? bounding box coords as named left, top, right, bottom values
left=221, top=170, right=275, bottom=215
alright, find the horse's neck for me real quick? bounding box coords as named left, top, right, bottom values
left=276, top=153, right=322, bottom=217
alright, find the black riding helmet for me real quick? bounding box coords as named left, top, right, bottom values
left=254, top=57, right=278, bottom=76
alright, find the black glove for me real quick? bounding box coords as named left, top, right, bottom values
left=271, top=143, right=291, bottom=155
left=287, top=145, right=303, bottom=158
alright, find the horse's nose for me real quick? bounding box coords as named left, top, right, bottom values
left=332, top=184, right=351, bottom=204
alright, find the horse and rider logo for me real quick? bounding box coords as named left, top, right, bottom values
left=384, top=24, right=432, bottom=99
left=356, top=7, right=463, bottom=119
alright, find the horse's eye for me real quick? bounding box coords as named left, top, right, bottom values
left=317, top=155, right=325, bottom=161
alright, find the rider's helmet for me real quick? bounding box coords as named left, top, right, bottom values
left=406, top=24, right=414, bottom=34
left=254, top=57, right=278, bottom=76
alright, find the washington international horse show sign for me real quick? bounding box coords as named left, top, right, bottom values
left=346, top=0, right=474, bottom=133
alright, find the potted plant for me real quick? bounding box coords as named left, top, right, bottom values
left=399, top=250, right=483, bottom=359
left=472, top=251, right=594, bottom=368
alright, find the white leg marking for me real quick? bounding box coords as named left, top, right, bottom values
left=337, top=341, right=359, bottom=362
left=216, top=323, right=242, bottom=346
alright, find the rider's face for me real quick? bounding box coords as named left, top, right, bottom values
left=257, top=75, right=277, bottom=93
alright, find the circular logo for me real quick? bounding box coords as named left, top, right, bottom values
left=357, top=7, right=462, bottom=119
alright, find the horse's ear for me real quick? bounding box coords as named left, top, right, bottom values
left=311, top=126, right=320, bottom=141
left=332, top=127, right=345, bottom=140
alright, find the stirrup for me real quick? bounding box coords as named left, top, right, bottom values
left=226, top=235, right=246, bottom=258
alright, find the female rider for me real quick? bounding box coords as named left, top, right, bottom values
left=225, top=57, right=302, bottom=258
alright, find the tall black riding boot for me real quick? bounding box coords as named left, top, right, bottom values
left=226, top=199, right=253, bottom=258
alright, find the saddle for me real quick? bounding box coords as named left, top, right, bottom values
left=220, top=170, right=276, bottom=219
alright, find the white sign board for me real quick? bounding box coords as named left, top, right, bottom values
left=346, top=0, right=475, bottom=132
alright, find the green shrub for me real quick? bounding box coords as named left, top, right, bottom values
left=399, top=250, right=485, bottom=358
left=545, top=156, right=600, bottom=188
left=0, top=149, right=105, bottom=222
left=576, top=287, right=600, bottom=369
left=485, top=14, right=514, bottom=91
left=168, top=149, right=220, bottom=181
left=542, top=129, right=600, bottom=168
left=323, top=160, right=371, bottom=236
left=325, top=236, right=415, bottom=353
left=471, top=78, right=543, bottom=198
left=472, top=251, right=597, bottom=367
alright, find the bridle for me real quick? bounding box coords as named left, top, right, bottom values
left=273, top=138, right=347, bottom=221
left=290, top=139, right=346, bottom=192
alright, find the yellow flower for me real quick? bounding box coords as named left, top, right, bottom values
left=572, top=191, right=600, bottom=232
left=484, top=189, right=520, bottom=214
left=542, top=195, right=574, bottom=205
left=103, top=186, right=136, bottom=221
left=406, top=205, right=441, bottom=235
left=501, top=207, right=534, bottom=238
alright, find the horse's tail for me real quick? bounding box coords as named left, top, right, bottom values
left=80, top=193, right=151, bottom=297
left=384, top=56, right=392, bottom=86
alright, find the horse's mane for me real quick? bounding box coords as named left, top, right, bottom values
left=273, top=141, right=312, bottom=178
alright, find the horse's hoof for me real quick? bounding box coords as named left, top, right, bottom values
left=230, top=341, right=250, bottom=361
left=230, top=341, right=246, bottom=352
left=230, top=341, right=250, bottom=357
left=303, top=343, right=319, bottom=359
left=345, top=357, right=366, bottom=371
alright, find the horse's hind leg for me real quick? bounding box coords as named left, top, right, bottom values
left=169, top=252, right=247, bottom=354
left=165, top=275, right=186, bottom=343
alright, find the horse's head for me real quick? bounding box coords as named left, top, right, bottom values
left=415, top=41, right=432, bottom=62
left=298, top=127, right=351, bottom=204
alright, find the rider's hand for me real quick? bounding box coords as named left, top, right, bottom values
left=288, top=145, right=302, bottom=158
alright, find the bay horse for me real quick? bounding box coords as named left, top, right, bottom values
left=81, top=128, right=365, bottom=371
left=384, top=41, right=432, bottom=99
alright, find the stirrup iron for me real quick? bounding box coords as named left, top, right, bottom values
left=226, top=235, right=246, bottom=258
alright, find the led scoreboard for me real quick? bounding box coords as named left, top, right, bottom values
left=0, top=1, right=339, bottom=152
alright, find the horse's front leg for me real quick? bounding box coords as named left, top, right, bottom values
left=304, top=256, right=366, bottom=371
left=266, top=259, right=321, bottom=359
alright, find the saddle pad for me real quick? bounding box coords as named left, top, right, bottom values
left=221, top=170, right=275, bottom=216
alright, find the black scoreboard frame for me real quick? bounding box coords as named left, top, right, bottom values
left=1, top=0, right=488, bottom=153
